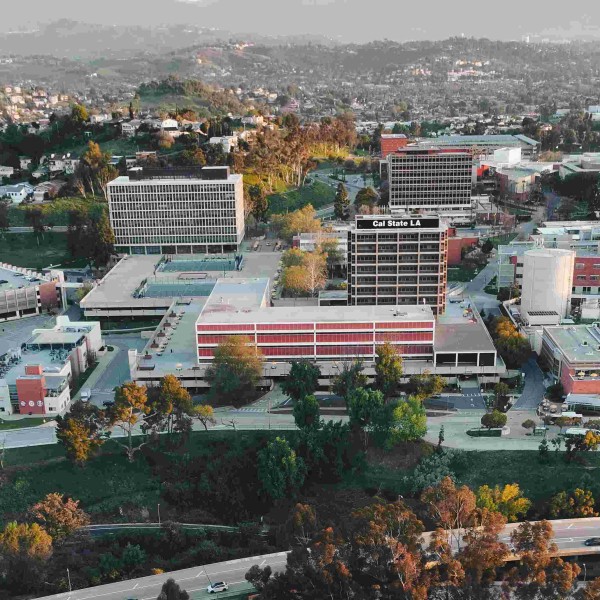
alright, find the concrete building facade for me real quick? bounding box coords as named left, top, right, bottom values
left=347, top=215, right=448, bottom=315
left=520, top=249, right=575, bottom=319
left=107, top=166, right=245, bottom=256
left=386, top=147, right=473, bottom=224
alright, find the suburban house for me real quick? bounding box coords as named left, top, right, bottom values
left=0, top=165, right=15, bottom=178
left=0, top=182, right=34, bottom=204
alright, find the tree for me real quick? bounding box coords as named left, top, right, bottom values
left=179, top=147, right=206, bottom=167
left=406, top=370, right=445, bottom=400
left=422, top=476, right=477, bottom=552
left=109, top=382, right=153, bottom=462
left=257, top=437, right=306, bottom=501
left=347, top=387, right=385, bottom=447
left=508, top=520, right=580, bottom=599
left=475, top=484, right=531, bottom=522
left=88, top=209, right=115, bottom=266
left=281, top=248, right=306, bottom=268
left=481, top=410, right=507, bottom=429
left=193, top=404, right=216, bottom=430
left=354, top=186, right=378, bottom=210
left=0, top=200, right=9, bottom=231
left=281, top=251, right=327, bottom=297
left=157, top=578, right=189, bottom=600
left=387, top=396, right=427, bottom=445
left=148, top=374, right=194, bottom=437
left=493, top=382, right=511, bottom=411
left=70, top=103, right=89, bottom=125
left=576, top=578, right=600, bottom=600
left=293, top=395, right=321, bottom=431
left=281, top=360, right=321, bottom=402
left=56, top=401, right=108, bottom=465
left=0, top=521, right=53, bottom=593
left=207, top=335, right=264, bottom=407
left=374, top=342, right=403, bottom=400
left=481, top=239, right=494, bottom=254
left=271, top=205, right=322, bottom=242
left=550, top=489, right=598, bottom=518
left=30, top=493, right=90, bottom=540
left=248, top=184, right=268, bottom=222
left=522, top=419, right=536, bottom=431
left=332, top=360, right=366, bottom=400
left=25, top=206, right=45, bottom=236
left=334, top=182, right=350, bottom=220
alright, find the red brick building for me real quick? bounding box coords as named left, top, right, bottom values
left=447, top=227, right=479, bottom=266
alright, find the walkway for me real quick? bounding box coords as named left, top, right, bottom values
left=512, top=357, right=545, bottom=410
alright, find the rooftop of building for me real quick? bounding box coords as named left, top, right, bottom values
left=82, top=252, right=282, bottom=309
left=0, top=348, right=69, bottom=386
left=0, top=266, right=47, bottom=292
left=435, top=310, right=497, bottom=353
left=428, top=134, right=539, bottom=147
left=198, top=278, right=435, bottom=325
left=541, top=220, right=600, bottom=230
left=136, top=300, right=208, bottom=377
left=108, top=166, right=241, bottom=184
left=524, top=248, right=575, bottom=258
left=544, top=325, right=600, bottom=364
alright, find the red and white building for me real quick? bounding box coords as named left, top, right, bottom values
left=0, top=317, right=102, bottom=416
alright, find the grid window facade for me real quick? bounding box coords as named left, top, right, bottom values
left=346, top=224, right=448, bottom=315
left=387, top=150, right=473, bottom=217
left=107, top=176, right=245, bottom=253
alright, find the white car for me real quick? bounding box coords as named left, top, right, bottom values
left=207, top=581, right=229, bottom=593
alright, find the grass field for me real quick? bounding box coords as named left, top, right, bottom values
left=0, top=418, right=53, bottom=431
left=447, top=265, right=482, bottom=282
left=267, top=180, right=336, bottom=215
left=355, top=450, right=600, bottom=505
left=0, top=232, right=88, bottom=270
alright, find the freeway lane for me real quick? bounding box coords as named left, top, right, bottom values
left=36, top=552, right=289, bottom=600
left=36, top=519, right=600, bottom=600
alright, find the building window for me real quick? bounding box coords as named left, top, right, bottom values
left=575, top=263, right=585, bottom=270
left=577, top=275, right=586, bottom=281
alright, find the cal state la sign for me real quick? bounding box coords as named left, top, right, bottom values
left=356, top=217, right=440, bottom=230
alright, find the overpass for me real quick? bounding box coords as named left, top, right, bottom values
left=34, top=518, right=600, bottom=600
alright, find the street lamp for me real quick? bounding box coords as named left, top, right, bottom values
left=67, top=568, right=72, bottom=592
left=157, top=503, right=161, bottom=526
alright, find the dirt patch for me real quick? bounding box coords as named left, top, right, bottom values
left=366, top=441, right=433, bottom=471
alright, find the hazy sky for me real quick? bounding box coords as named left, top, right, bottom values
left=3, top=0, right=600, bottom=42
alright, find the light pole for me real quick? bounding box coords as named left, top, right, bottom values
left=67, top=568, right=72, bottom=592
left=583, top=562, right=587, bottom=583
left=157, top=503, right=161, bottom=526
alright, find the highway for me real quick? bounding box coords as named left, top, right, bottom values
left=36, top=551, right=288, bottom=600
left=34, top=519, right=600, bottom=600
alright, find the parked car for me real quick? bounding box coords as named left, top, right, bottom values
left=585, top=538, right=600, bottom=546
left=0, top=280, right=8, bottom=284
left=207, top=581, right=229, bottom=593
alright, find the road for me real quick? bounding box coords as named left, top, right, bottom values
left=7, top=226, right=68, bottom=233
left=35, top=551, right=288, bottom=600
left=512, top=357, right=545, bottom=410
left=35, top=519, right=600, bottom=600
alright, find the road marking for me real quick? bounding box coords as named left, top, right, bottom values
left=568, top=524, right=574, bottom=529
left=133, top=584, right=138, bottom=589
left=260, top=559, right=266, bottom=566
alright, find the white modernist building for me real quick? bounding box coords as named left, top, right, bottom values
left=107, top=166, right=245, bottom=255
left=386, top=147, right=474, bottom=225
left=520, top=248, right=575, bottom=320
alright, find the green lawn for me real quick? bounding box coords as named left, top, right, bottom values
left=484, top=276, right=498, bottom=295
left=354, top=450, right=600, bottom=504
left=447, top=265, right=482, bottom=282
left=267, top=180, right=336, bottom=215
left=0, top=232, right=88, bottom=270
left=0, top=418, right=53, bottom=431
left=488, top=233, right=517, bottom=248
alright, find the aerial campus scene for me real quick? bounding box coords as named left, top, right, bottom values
left=4, top=2, right=600, bottom=599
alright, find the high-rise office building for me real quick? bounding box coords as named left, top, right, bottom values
left=347, top=215, right=448, bottom=315
left=107, top=166, right=245, bottom=255
left=386, top=147, right=473, bottom=224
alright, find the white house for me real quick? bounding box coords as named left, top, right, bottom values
left=0, top=182, right=34, bottom=203
left=0, top=166, right=15, bottom=178
left=208, top=135, right=238, bottom=153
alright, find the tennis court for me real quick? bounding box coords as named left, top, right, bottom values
left=158, top=255, right=243, bottom=273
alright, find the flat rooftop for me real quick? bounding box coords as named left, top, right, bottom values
left=545, top=325, right=600, bottom=364
left=0, top=267, right=44, bottom=292
left=0, top=348, right=68, bottom=386
left=435, top=315, right=497, bottom=353
left=430, top=134, right=539, bottom=147
left=136, top=300, right=207, bottom=377
left=81, top=252, right=282, bottom=309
